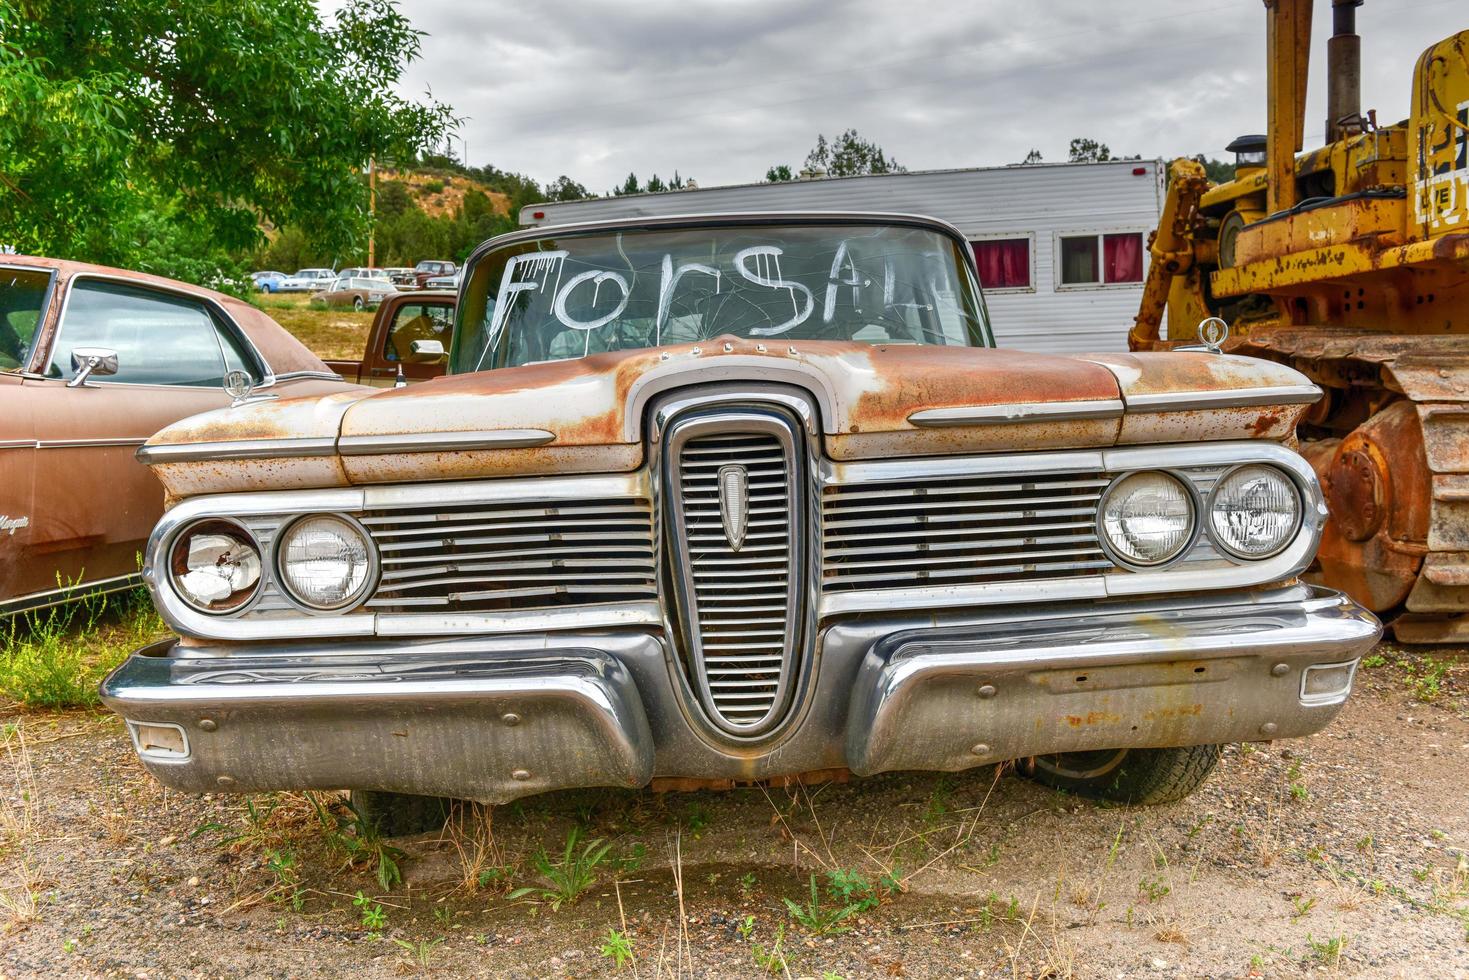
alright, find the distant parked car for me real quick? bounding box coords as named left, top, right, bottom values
left=384, top=267, right=417, bottom=287
left=423, top=269, right=461, bottom=290
left=312, top=276, right=398, bottom=311
left=0, top=255, right=358, bottom=615
left=337, top=267, right=391, bottom=282
left=250, top=271, right=287, bottom=293
left=413, top=260, right=456, bottom=287
left=277, top=268, right=337, bottom=292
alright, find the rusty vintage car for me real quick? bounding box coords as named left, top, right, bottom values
left=101, top=214, right=1381, bottom=831
left=0, top=257, right=353, bottom=615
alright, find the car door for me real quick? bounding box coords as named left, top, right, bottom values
left=1, top=264, right=56, bottom=608
left=364, top=297, right=455, bottom=386
left=19, top=276, right=260, bottom=599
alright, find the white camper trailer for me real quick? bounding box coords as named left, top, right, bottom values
left=520, top=160, right=1165, bottom=354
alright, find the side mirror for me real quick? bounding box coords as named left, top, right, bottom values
left=67, top=347, right=119, bottom=388
left=405, top=339, right=446, bottom=364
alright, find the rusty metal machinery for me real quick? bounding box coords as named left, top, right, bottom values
left=1131, top=1, right=1469, bottom=641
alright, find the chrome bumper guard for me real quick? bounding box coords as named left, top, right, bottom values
left=101, top=641, right=654, bottom=804
left=103, top=586, right=1379, bottom=801
left=845, top=585, right=1381, bottom=775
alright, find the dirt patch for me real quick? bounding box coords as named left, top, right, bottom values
left=257, top=293, right=372, bottom=362
left=2, top=651, right=1467, bottom=978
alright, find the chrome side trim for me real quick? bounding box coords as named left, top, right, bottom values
left=0, top=572, right=144, bottom=617
left=337, top=429, right=555, bottom=455
left=0, top=440, right=37, bottom=451
left=137, top=437, right=339, bottom=464
left=37, top=436, right=148, bottom=450
left=1126, top=384, right=1322, bottom=411
left=907, top=399, right=1123, bottom=426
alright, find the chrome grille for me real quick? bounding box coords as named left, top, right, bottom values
left=821, top=471, right=1112, bottom=591
left=664, top=406, right=805, bottom=736
left=360, top=497, right=656, bottom=612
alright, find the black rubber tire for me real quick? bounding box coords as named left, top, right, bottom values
left=352, top=296, right=365, bottom=311
left=348, top=790, right=452, bottom=837
left=1024, top=744, right=1223, bottom=805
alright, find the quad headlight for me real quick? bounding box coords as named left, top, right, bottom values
left=1099, top=472, right=1196, bottom=567
left=276, top=515, right=375, bottom=610
left=169, top=520, right=262, bottom=613
left=1208, top=464, right=1301, bottom=559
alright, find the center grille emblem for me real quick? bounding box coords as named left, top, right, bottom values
left=717, top=464, right=749, bottom=551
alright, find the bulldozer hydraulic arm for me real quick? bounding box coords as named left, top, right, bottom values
left=1130, top=158, right=1210, bottom=349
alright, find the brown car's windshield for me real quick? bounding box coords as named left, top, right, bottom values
left=453, top=222, right=992, bottom=373
left=0, top=267, right=54, bottom=372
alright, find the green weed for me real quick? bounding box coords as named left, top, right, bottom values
left=783, top=869, right=893, bottom=935
left=508, top=827, right=613, bottom=910
left=391, top=937, right=443, bottom=967
left=353, top=890, right=387, bottom=930
left=750, top=923, right=789, bottom=974
left=598, top=928, right=635, bottom=968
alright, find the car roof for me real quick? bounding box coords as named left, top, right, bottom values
left=3, top=254, right=331, bottom=376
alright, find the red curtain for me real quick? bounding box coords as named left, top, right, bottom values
left=972, top=239, right=1029, bottom=288
left=1103, top=233, right=1144, bottom=283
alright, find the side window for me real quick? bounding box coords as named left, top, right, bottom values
left=1059, top=233, right=1145, bottom=286
left=48, top=280, right=252, bottom=387
left=384, top=303, right=454, bottom=362
left=0, top=267, right=54, bottom=372
left=970, top=238, right=1031, bottom=290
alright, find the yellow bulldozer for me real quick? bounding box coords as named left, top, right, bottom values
left=1130, top=0, right=1469, bottom=642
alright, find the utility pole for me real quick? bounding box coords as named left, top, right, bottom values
left=367, top=155, right=376, bottom=267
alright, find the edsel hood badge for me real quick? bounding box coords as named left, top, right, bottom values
left=717, top=464, right=749, bottom=551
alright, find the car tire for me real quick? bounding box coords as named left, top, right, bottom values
left=1022, top=744, right=1223, bottom=805
left=353, top=296, right=365, bottom=311
left=348, top=789, right=452, bottom=837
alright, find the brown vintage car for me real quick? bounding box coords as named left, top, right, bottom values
left=102, top=214, right=1379, bottom=833
left=311, top=276, right=399, bottom=311
left=324, top=290, right=455, bottom=386
left=0, top=257, right=356, bottom=614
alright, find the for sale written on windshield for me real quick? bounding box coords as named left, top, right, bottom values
left=461, top=225, right=989, bottom=370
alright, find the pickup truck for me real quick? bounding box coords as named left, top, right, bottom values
left=323, top=290, right=455, bottom=387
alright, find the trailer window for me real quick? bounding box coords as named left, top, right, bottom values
left=1059, top=233, right=1145, bottom=286
left=971, top=238, right=1030, bottom=290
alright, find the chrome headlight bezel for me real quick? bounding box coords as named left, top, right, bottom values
left=273, top=513, right=379, bottom=613
left=1205, top=463, right=1304, bottom=561
left=166, top=517, right=264, bottom=615
left=1096, top=469, right=1201, bottom=571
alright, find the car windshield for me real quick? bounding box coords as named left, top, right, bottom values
left=454, top=221, right=991, bottom=373
left=0, top=267, right=53, bottom=372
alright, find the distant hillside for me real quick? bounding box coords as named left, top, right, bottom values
left=382, top=168, right=511, bottom=219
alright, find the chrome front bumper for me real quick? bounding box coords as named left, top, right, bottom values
left=102, top=585, right=1380, bottom=803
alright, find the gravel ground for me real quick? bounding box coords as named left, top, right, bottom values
left=1, top=647, right=1466, bottom=979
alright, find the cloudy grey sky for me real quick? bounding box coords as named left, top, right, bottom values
left=395, top=0, right=1457, bottom=193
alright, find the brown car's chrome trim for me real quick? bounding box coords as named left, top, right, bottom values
left=1126, top=385, right=1322, bottom=411
left=336, top=430, right=556, bottom=455
left=136, top=437, right=339, bottom=464
left=0, top=439, right=37, bottom=451
left=37, top=437, right=149, bottom=450
left=907, top=399, right=1124, bottom=426
left=1, top=572, right=143, bottom=616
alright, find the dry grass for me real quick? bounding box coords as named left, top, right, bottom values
left=255, top=293, right=373, bottom=361
left=0, top=722, right=41, bottom=930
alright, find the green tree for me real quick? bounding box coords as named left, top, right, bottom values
left=0, top=0, right=454, bottom=274
left=1021, top=149, right=1044, bottom=165
left=612, top=172, right=642, bottom=196
left=1068, top=138, right=1113, bottom=163
left=545, top=176, right=590, bottom=202
left=803, top=129, right=904, bottom=177
left=766, top=164, right=795, bottom=182
left=1199, top=157, right=1236, bottom=184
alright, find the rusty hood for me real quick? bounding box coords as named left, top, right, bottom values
left=140, top=338, right=1320, bottom=498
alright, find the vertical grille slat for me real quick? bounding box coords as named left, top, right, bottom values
left=663, top=403, right=806, bottom=738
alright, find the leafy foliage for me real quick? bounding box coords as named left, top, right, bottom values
left=804, top=129, right=904, bottom=177
left=765, top=164, right=795, bottom=182
left=0, top=0, right=454, bottom=272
